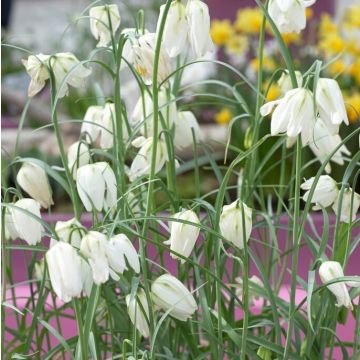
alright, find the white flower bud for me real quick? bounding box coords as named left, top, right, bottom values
left=152, top=274, right=197, bottom=321
left=126, top=290, right=150, bottom=337
left=81, top=105, right=104, bottom=143
left=17, top=162, right=53, bottom=209
left=219, top=199, right=252, bottom=250
left=67, top=141, right=91, bottom=179
left=55, top=217, right=86, bottom=249
left=332, top=188, right=360, bottom=224
left=174, top=111, right=202, bottom=150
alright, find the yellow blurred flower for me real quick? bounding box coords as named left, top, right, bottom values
left=319, top=33, right=346, bottom=56
left=346, top=39, right=360, bottom=56
left=306, top=8, right=313, bottom=20
left=282, top=32, right=301, bottom=46
left=328, top=60, right=347, bottom=77
left=344, top=93, right=360, bottom=123
left=226, top=34, right=248, bottom=55
left=214, top=108, right=233, bottom=125
left=343, top=5, right=360, bottom=28
left=235, top=7, right=264, bottom=35
left=318, top=14, right=338, bottom=38
left=349, top=59, right=360, bottom=85
left=210, top=19, right=234, bottom=46
left=250, top=56, right=276, bottom=72
left=265, top=83, right=281, bottom=101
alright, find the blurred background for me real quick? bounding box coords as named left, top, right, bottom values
left=2, top=0, right=360, bottom=210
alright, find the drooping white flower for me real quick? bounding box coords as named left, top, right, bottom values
left=129, top=137, right=168, bottom=181
left=4, top=209, right=19, bottom=240
left=174, top=111, right=202, bottom=150
left=319, top=261, right=359, bottom=310
left=76, top=162, right=117, bottom=212
left=80, top=231, right=109, bottom=285
left=316, top=78, right=349, bottom=134
left=22, top=54, right=50, bottom=97
left=164, top=210, right=200, bottom=262
left=151, top=274, right=197, bottom=321
left=186, top=0, right=214, bottom=58
left=46, top=242, right=84, bottom=302
left=132, top=33, right=171, bottom=86
left=131, top=89, right=177, bottom=136
left=55, top=217, right=86, bottom=249
left=219, top=199, right=252, bottom=250
left=332, top=188, right=360, bottom=224
left=89, top=4, right=121, bottom=47
left=16, top=162, right=53, bottom=209
left=106, top=234, right=140, bottom=278
left=67, top=141, right=91, bottom=179
left=126, top=290, right=150, bottom=337
left=49, top=53, right=91, bottom=98
left=278, top=70, right=303, bottom=94
left=235, top=275, right=263, bottom=304
left=308, top=118, right=351, bottom=173
left=301, top=175, right=339, bottom=210
left=157, top=0, right=189, bottom=57
left=260, top=88, right=316, bottom=146
left=11, top=199, right=43, bottom=245
left=81, top=105, right=104, bottom=143
left=268, top=0, right=316, bottom=34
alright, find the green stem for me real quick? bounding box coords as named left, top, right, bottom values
left=73, top=299, right=87, bottom=360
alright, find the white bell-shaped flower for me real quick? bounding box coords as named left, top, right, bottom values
left=269, top=0, right=316, bottom=34
left=174, top=111, right=202, bottom=150
left=157, top=0, right=189, bottom=58
left=164, top=210, right=200, bottom=262
left=16, top=162, right=53, bottom=209
left=319, top=261, right=359, bottom=310
left=80, top=231, right=109, bottom=285
left=22, top=54, right=50, bottom=97
left=106, top=234, right=140, bottom=277
left=11, top=198, right=43, bottom=245
left=301, top=175, right=339, bottom=210
left=316, top=78, right=349, bottom=134
left=332, top=188, right=360, bottom=224
left=132, top=33, right=172, bottom=86
left=55, top=217, right=86, bottom=249
left=46, top=242, right=84, bottom=302
left=129, top=137, right=168, bottom=181
left=219, top=199, right=252, bottom=250
left=89, top=4, right=121, bottom=47
left=308, top=118, right=350, bottom=173
left=126, top=290, right=150, bottom=337
left=76, top=162, right=117, bottom=212
left=151, top=274, right=197, bottom=321
left=67, top=141, right=91, bottom=179
left=186, top=0, right=214, bottom=58
left=81, top=105, right=104, bottom=143
left=260, top=88, right=316, bottom=146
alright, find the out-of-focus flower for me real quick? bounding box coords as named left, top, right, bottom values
left=55, top=217, right=86, bottom=249
left=344, top=93, right=360, bottom=123
left=250, top=56, right=276, bottom=72
left=301, top=175, right=339, bottom=210
left=332, top=188, right=360, bottom=224
left=328, top=60, right=347, bottom=77
left=235, top=275, right=263, bottom=304
left=235, top=7, right=264, bottom=35
left=106, top=234, right=140, bottom=277
left=48, top=53, right=91, bottom=98
left=67, top=141, right=91, bottom=179
left=349, top=59, right=360, bottom=85
left=220, top=199, right=252, bottom=250
left=316, top=78, right=349, bottom=134
left=157, top=0, right=189, bottom=57
left=89, top=4, right=121, bottom=47
left=46, top=242, right=83, bottom=302
left=129, top=137, right=168, bottom=181
left=131, top=90, right=177, bottom=136
left=80, top=231, right=109, bottom=285
left=319, top=261, right=358, bottom=310
left=210, top=19, right=233, bottom=46
left=174, top=111, right=202, bottom=149
left=11, top=199, right=43, bottom=245
left=277, top=70, right=303, bottom=94
left=305, top=8, right=313, bottom=20
left=164, top=210, right=200, bottom=262
left=268, top=0, right=316, bottom=34
left=260, top=88, right=316, bottom=145
left=214, top=108, right=233, bottom=125
left=225, top=35, right=248, bottom=55
left=319, top=33, right=346, bottom=57
left=282, top=32, right=301, bottom=45
left=318, top=14, right=338, bottom=38
left=186, top=0, right=214, bottom=58
left=308, top=118, right=350, bottom=173
left=133, top=33, right=171, bottom=86
left=265, top=83, right=281, bottom=101
left=343, top=5, right=360, bottom=29
left=76, top=162, right=117, bottom=212
left=152, top=274, right=197, bottom=321
left=17, top=162, right=53, bottom=209
left=22, top=54, right=50, bottom=97
left=126, top=290, right=150, bottom=337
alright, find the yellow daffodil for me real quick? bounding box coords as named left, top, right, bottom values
left=349, top=59, right=360, bottom=85
left=344, top=93, right=360, bottom=123
left=343, top=5, right=360, bottom=29
left=328, top=60, right=347, bottom=77
left=282, top=32, right=301, bottom=46
left=235, top=7, right=264, bottom=35
left=210, top=19, right=233, bottom=46
left=265, top=83, right=281, bottom=102
left=250, top=56, right=276, bottom=72
left=225, top=34, right=248, bottom=55
left=318, top=14, right=338, bottom=38
left=319, top=33, right=346, bottom=56
left=215, top=108, right=233, bottom=125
